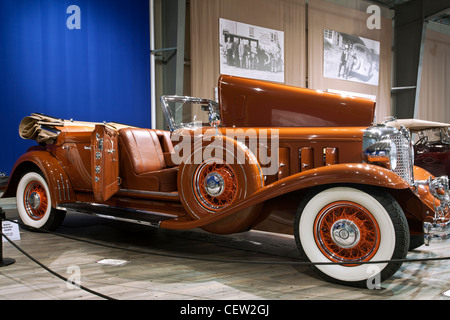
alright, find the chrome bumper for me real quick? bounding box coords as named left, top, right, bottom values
left=424, top=220, right=450, bottom=245
left=415, top=176, right=450, bottom=246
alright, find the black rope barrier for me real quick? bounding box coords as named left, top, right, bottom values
left=2, top=211, right=450, bottom=301
left=1, top=232, right=116, bottom=300
left=5, top=217, right=450, bottom=266
left=0, top=207, right=115, bottom=300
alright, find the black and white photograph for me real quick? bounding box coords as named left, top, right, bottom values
left=219, top=18, right=285, bottom=83
left=323, top=29, right=380, bottom=86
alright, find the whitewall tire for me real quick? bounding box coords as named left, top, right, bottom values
left=294, top=186, right=409, bottom=287
left=16, top=171, right=65, bottom=231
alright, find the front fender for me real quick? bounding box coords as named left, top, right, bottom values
left=161, top=163, right=409, bottom=230
left=2, top=150, right=75, bottom=207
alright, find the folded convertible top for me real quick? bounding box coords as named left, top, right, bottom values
left=18, top=113, right=65, bottom=144
left=19, top=113, right=138, bottom=144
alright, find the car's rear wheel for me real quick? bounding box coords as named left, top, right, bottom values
left=294, top=186, right=409, bottom=287
left=16, top=171, right=65, bottom=231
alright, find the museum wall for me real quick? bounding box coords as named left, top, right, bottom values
left=417, top=26, right=450, bottom=123
left=190, top=0, right=392, bottom=123
left=190, top=0, right=307, bottom=99
left=308, top=0, right=392, bottom=123
left=0, top=0, right=152, bottom=174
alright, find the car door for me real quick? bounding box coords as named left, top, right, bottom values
left=91, top=124, right=119, bottom=202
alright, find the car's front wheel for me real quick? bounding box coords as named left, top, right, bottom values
left=16, top=171, right=66, bottom=231
left=294, top=186, right=409, bottom=287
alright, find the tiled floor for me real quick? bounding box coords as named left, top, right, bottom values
left=1, top=197, right=449, bottom=301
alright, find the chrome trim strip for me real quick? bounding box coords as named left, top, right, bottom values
left=118, top=189, right=179, bottom=198
left=66, top=180, right=70, bottom=200
left=88, top=202, right=178, bottom=217
left=60, top=174, right=66, bottom=200
left=95, top=214, right=161, bottom=228
left=57, top=180, right=62, bottom=201
left=59, top=201, right=178, bottom=219
left=57, top=202, right=177, bottom=227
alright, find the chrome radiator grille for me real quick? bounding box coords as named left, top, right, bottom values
left=391, top=132, right=414, bottom=184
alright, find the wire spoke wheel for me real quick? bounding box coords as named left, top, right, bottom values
left=295, top=186, right=409, bottom=287
left=23, top=180, right=49, bottom=221
left=314, top=201, right=380, bottom=266
left=193, top=159, right=238, bottom=211
left=177, top=135, right=264, bottom=234
left=16, top=171, right=66, bottom=231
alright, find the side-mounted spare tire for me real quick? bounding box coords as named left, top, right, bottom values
left=177, top=135, right=264, bottom=234
left=16, top=171, right=66, bottom=231
left=294, top=186, right=409, bottom=288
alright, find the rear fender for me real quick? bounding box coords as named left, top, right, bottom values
left=161, top=163, right=410, bottom=230
left=2, top=150, right=75, bottom=207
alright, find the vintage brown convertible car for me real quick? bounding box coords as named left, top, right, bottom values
left=2, top=75, right=449, bottom=287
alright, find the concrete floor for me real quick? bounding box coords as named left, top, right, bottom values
left=1, top=196, right=450, bottom=302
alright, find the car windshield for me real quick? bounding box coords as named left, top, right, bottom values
left=442, top=128, right=450, bottom=143
left=161, top=96, right=220, bottom=132
left=418, top=127, right=450, bottom=144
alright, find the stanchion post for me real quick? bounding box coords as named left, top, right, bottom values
left=0, top=206, right=15, bottom=267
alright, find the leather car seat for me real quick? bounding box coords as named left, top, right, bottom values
left=118, top=128, right=178, bottom=192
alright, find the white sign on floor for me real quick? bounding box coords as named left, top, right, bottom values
left=2, top=220, right=20, bottom=242
left=97, top=259, right=129, bottom=266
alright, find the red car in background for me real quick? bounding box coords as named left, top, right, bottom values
left=387, top=119, right=450, bottom=178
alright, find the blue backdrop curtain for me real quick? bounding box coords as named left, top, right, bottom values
left=0, top=0, right=151, bottom=174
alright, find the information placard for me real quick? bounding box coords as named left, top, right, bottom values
left=2, top=220, right=20, bottom=242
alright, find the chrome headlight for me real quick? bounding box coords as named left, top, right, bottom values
left=363, top=122, right=414, bottom=184
left=363, top=140, right=397, bottom=170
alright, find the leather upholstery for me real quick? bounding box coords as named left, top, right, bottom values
left=119, top=128, right=167, bottom=175
left=155, top=129, right=177, bottom=168
left=118, top=128, right=178, bottom=192
left=155, top=130, right=174, bottom=154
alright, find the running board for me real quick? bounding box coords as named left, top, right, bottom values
left=58, top=202, right=178, bottom=227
